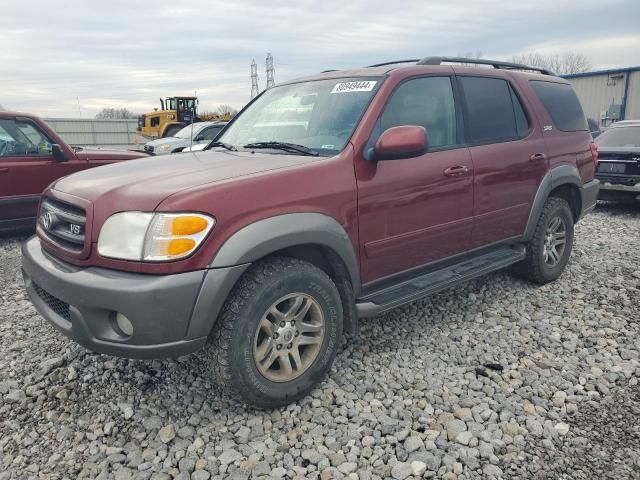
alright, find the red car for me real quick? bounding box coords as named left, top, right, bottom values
left=22, top=57, right=599, bottom=407
left=0, top=111, right=147, bottom=232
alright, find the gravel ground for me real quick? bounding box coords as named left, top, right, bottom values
left=1, top=202, right=639, bottom=480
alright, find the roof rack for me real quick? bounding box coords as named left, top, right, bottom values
left=367, top=59, right=420, bottom=68
left=417, top=56, right=555, bottom=75
left=365, top=56, right=555, bottom=76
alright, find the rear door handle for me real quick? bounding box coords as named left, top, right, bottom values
left=0, top=168, right=9, bottom=174
left=529, top=153, right=547, bottom=162
left=443, top=165, right=469, bottom=177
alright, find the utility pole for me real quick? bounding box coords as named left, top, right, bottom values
left=265, top=53, right=275, bottom=90
left=250, top=59, right=260, bottom=99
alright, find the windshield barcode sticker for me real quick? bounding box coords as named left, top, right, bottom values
left=331, top=81, right=377, bottom=94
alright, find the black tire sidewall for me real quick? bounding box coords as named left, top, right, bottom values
left=535, top=201, right=574, bottom=282
left=229, top=265, right=342, bottom=406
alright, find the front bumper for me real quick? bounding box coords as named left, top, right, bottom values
left=21, top=237, right=248, bottom=359
left=579, top=179, right=600, bottom=217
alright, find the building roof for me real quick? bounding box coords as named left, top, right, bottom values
left=563, top=66, right=640, bottom=79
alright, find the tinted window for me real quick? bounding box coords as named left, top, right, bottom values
left=596, top=126, right=640, bottom=148
left=530, top=81, right=588, bottom=132
left=380, top=76, right=457, bottom=149
left=200, top=126, right=222, bottom=141
left=0, top=119, right=53, bottom=157
left=510, top=87, right=530, bottom=137
left=460, top=77, right=528, bottom=143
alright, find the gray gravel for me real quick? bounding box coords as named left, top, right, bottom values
left=1, top=202, right=639, bottom=480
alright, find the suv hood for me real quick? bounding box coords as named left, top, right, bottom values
left=145, top=137, right=183, bottom=148
left=52, top=150, right=320, bottom=209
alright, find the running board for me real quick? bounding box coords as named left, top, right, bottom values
left=356, top=245, right=526, bottom=317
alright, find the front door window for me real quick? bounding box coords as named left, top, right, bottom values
left=0, top=119, right=53, bottom=157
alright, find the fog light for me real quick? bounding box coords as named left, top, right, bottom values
left=116, top=313, right=133, bottom=336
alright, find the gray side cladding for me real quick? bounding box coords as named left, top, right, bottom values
left=522, top=164, right=584, bottom=241
left=209, top=212, right=360, bottom=289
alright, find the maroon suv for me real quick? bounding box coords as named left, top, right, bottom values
left=0, top=111, right=147, bottom=232
left=22, top=57, right=599, bottom=407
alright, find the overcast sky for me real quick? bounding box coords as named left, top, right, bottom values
left=2, top=0, right=639, bottom=117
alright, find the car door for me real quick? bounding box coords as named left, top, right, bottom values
left=457, top=74, right=549, bottom=247
left=355, top=75, right=474, bottom=284
left=0, top=117, right=82, bottom=224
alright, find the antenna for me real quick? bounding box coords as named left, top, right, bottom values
left=250, top=59, right=260, bottom=99
left=189, top=90, right=196, bottom=151
left=266, top=53, right=275, bottom=89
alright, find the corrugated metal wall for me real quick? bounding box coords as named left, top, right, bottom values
left=566, top=70, right=639, bottom=126
left=625, top=71, right=640, bottom=120
left=43, top=118, right=140, bottom=148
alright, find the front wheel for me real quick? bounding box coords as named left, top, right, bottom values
left=515, top=196, right=574, bottom=284
left=208, top=256, right=343, bottom=408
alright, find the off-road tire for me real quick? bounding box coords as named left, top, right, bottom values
left=208, top=256, right=343, bottom=408
left=515, top=196, right=574, bottom=285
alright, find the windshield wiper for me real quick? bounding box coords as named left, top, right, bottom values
left=243, top=141, right=319, bottom=156
left=206, top=141, right=237, bottom=151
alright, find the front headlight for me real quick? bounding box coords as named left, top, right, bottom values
left=97, top=212, right=215, bottom=261
left=157, top=143, right=173, bottom=152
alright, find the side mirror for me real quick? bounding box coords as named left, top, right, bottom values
left=51, top=144, right=67, bottom=161
left=371, top=125, right=427, bottom=161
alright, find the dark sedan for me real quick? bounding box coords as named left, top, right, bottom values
left=594, top=120, right=640, bottom=202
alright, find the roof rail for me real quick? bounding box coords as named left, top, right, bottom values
left=367, top=59, right=420, bottom=68
left=417, top=56, right=555, bottom=75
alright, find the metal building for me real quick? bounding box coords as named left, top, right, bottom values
left=563, top=66, right=640, bottom=127
left=43, top=118, right=140, bottom=149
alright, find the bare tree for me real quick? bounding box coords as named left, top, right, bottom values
left=215, top=104, right=238, bottom=117
left=95, top=108, right=139, bottom=119
left=509, top=52, right=592, bottom=75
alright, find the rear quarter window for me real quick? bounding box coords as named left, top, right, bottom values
left=530, top=81, right=588, bottom=132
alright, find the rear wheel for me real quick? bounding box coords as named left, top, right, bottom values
left=208, top=256, right=343, bottom=408
left=515, top=197, right=574, bottom=284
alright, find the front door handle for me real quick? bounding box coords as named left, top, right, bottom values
left=529, top=153, right=547, bottom=162
left=0, top=167, right=9, bottom=174
left=443, top=165, right=469, bottom=177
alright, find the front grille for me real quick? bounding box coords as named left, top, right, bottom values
left=144, top=144, right=154, bottom=153
left=39, top=198, right=86, bottom=252
left=32, top=282, right=70, bottom=321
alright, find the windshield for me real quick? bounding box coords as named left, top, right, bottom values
left=175, top=123, right=206, bottom=139
left=217, top=77, right=380, bottom=155
left=596, top=126, right=640, bottom=148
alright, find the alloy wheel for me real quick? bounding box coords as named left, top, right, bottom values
left=253, top=293, right=325, bottom=382
left=543, top=215, right=567, bottom=267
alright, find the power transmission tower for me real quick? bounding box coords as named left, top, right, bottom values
left=265, top=53, right=275, bottom=90
left=250, top=59, right=259, bottom=99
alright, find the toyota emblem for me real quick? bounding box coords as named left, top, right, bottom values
left=41, top=211, right=56, bottom=230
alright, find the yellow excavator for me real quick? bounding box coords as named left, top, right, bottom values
left=136, top=97, right=193, bottom=139
left=136, top=97, right=233, bottom=139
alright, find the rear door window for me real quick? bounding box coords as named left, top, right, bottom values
left=459, top=76, right=529, bottom=144
left=530, top=81, right=588, bottom=132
